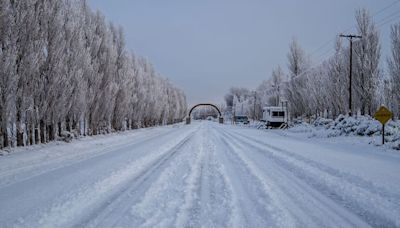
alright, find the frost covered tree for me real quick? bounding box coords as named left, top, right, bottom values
left=387, top=22, right=400, bottom=118
left=224, top=8, right=389, bottom=122
left=269, top=66, right=285, bottom=106
left=0, top=0, right=187, bottom=149
left=0, top=0, right=18, bottom=147
left=285, top=38, right=310, bottom=117
left=223, top=86, right=265, bottom=120
left=353, top=8, right=381, bottom=115
left=322, top=38, right=349, bottom=117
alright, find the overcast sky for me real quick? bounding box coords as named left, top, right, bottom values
left=89, top=0, right=397, bottom=106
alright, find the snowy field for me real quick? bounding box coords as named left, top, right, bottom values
left=0, top=121, right=399, bottom=228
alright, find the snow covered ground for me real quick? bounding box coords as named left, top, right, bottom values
left=0, top=121, right=399, bottom=227
left=286, top=115, right=400, bottom=150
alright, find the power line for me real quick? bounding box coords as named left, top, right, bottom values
left=376, top=10, right=400, bottom=27
left=286, top=1, right=400, bottom=86
left=373, top=0, right=400, bottom=18
left=377, top=9, right=400, bottom=23
left=309, top=1, right=400, bottom=58
left=314, top=46, right=335, bottom=61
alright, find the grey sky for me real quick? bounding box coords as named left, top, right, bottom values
left=89, top=0, right=396, bottom=106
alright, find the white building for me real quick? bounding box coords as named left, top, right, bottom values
left=262, top=106, right=287, bottom=127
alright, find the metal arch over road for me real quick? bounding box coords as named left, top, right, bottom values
left=186, top=103, right=224, bottom=124
left=189, top=103, right=222, bottom=117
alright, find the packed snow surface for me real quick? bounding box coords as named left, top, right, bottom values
left=0, top=122, right=399, bottom=227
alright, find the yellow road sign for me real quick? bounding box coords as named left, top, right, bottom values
left=374, top=106, right=393, bottom=125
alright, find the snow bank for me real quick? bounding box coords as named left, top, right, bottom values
left=288, top=115, right=400, bottom=150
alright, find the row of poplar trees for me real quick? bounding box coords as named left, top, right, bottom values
left=0, top=0, right=187, bottom=148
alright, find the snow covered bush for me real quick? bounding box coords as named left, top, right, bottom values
left=329, top=115, right=381, bottom=136
left=60, top=131, right=74, bottom=143
left=288, top=115, right=400, bottom=150
left=287, top=122, right=314, bottom=134
left=313, top=117, right=334, bottom=129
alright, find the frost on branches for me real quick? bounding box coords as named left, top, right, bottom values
left=0, top=0, right=187, bottom=148
left=224, top=8, right=399, bottom=124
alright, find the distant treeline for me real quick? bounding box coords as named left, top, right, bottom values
left=225, top=8, right=400, bottom=121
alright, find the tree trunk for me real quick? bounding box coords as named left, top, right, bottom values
left=84, top=116, right=89, bottom=136
left=17, top=131, right=24, bottom=147
left=29, top=124, right=34, bottom=145
left=3, top=129, right=8, bottom=148
left=58, top=122, right=62, bottom=137
left=16, top=112, right=25, bottom=147
left=0, top=118, right=8, bottom=148
left=40, top=120, right=46, bottom=143
left=47, top=124, right=55, bottom=141
left=16, top=120, right=27, bottom=147
left=71, top=118, right=76, bottom=131
left=35, top=122, right=40, bottom=144
left=66, top=117, right=71, bottom=132
left=0, top=127, right=3, bottom=149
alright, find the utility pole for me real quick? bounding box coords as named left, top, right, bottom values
left=339, top=34, right=362, bottom=116
left=253, top=91, right=257, bottom=121
left=232, top=100, right=236, bottom=124
left=272, top=84, right=280, bottom=106
left=282, top=100, right=288, bottom=123
left=277, top=85, right=280, bottom=106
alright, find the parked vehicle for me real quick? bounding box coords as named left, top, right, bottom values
left=206, top=116, right=215, bottom=121
left=262, top=106, right=287, bottom=127
left=234, top=115, right=249, bottom=124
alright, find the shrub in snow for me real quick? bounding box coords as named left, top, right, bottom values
left=287, top=122, right=314, bottom=134
left=355, top=123, right=368, bottom=136
left=334, top=114, right=346, bottom=125
left=364, top=123, right=381, bottom=136
left=71, top=130, right=80, bottom=138
left=288, top=115, right=400, bottom=150
left=328, top=115, right=381, bottom=136
left=326, top=130, right=341, bottom=138
left=354, top=119, right=380, bottom=136
left=60, top=131, right=74, bottom=143
left=392, top=141, right=400, bottom=150
left=313, top=117, right=334, bottom=129
left=386, top=121, right=400, bottom=135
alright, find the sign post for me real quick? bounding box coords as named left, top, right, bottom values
left=374, top=106, right=393, bottom=145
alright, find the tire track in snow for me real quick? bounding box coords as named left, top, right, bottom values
left=0, top=127, right=192, bottom=227
left=125, top=124, right=236, bottom=228
left=85, top=127, right=203, bottom=227
left=125, top=129, right=203, bottom=227
left=19, top=129, right=196, bottom=228
left=208, top=127, right=246, bottom=228
left=213, top=126, right=296, bottom=227
left=174, top=127, right=207, bottom=228
left=215, top=160, right=243, bottom=228
left=220, top=128, right=370, bottom=228
left=232, top=129, right=400, bottom=201
left=0, top=126, right=181, bottom=188
left=223, top=127, right=400, bottom=228
left=177, top=125, right=239, bottom=228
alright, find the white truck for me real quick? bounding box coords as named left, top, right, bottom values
left=262, top=106, right=287, bottom=128
left=234, top=115, right=250, bottom=124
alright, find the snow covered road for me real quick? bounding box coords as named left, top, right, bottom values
left=0, top=122, right=399, bottom=228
